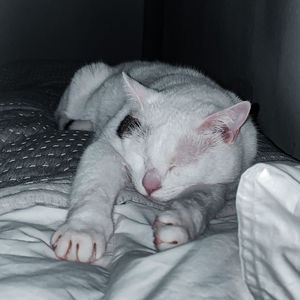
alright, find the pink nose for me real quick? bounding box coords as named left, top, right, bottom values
left=142, top=169, right=161, bottom=195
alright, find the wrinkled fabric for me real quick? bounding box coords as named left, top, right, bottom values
left=0, top=203, right=252, bottom=300
left=237, top=162, right=300, bottom=300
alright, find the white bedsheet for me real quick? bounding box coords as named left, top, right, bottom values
left=0, top=201, right=252, bottom=299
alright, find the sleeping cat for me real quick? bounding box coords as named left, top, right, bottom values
left=51, top=61, right=257, bottom=263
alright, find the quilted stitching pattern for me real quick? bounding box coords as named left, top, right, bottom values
left=0, top=61, right=92, bottom=189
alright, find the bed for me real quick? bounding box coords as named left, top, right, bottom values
left=0, top=61, right=299, bottom=300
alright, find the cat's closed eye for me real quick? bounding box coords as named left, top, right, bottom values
left=168, top=165, right=176, bottom=172
left=117, top=115, right=141, bottom=138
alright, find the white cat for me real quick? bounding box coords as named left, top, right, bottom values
left=51, top=61, right=257, bottom=263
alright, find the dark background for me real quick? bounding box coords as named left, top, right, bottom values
left=0, top=0, right=299, bottom=159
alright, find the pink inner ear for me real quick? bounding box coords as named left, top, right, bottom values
left=198, top=101, right=251, bottom=144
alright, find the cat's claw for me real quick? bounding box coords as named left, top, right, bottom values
left=152, top=214, right=189, bottom=251
left=51, top=223, right=107, bottom=263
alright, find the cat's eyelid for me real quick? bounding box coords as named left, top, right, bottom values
left=168, top=164, right=176, bottom=171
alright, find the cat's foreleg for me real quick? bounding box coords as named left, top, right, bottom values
left=51, top=140, right=126, bottom=263
left=153, top=185, right=226, bottom=250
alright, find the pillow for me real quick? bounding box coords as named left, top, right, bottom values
left=237, top=162, right=300, bottom=299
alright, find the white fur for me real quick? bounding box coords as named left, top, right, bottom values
left=52, top=61, right=257, bottom=262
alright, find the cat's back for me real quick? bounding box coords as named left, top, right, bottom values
left=119, top=61, right=216, bottom=92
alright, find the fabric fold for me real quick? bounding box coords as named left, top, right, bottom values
left=237, top=162, right=300, bottom=300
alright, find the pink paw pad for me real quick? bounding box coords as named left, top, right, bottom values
left=152, top=215, right=188, bottom=251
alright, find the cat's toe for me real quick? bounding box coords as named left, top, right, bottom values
left=152, top=217, right=189, bottom=251
left=51, top=225, right=106, bottom=263
left=152, top=212, right=181, bottom=229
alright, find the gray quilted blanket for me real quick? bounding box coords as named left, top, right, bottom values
left=0, top=60, right=296, bottom=215
left=0, top=61, right=93, bottom=213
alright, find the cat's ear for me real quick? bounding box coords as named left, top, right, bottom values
left=198, top=101, right=251, bottom=144
left=122, top=72, right=157, bottom=111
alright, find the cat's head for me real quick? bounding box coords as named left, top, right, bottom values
left=118, top=72, right=252, bottom=202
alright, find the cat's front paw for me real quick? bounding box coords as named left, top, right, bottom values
left=152, top=213, right=189, bottom=251
left=51, top=223, right=107, bottom=263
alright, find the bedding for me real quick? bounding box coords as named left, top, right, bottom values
left=0, top=205, right=250, bottom=300
left=0, top=61, right=298, bottom=299
left=237, top=162, right=300, bottom=300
